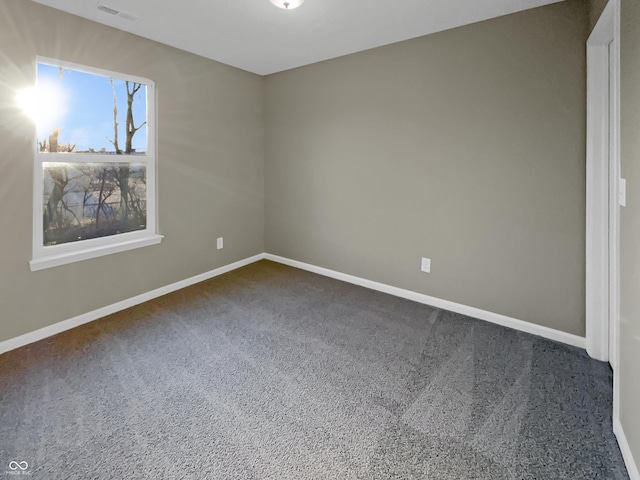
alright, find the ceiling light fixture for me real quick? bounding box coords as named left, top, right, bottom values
left=269, top=0, right=304, bottom=9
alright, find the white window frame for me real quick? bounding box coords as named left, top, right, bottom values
left=29, top=57, right=162, bottom=272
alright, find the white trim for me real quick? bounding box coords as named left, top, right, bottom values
left=586, top=9, right=632, bottom=474
left=4, top=251, right=587, bottom=354
left=37, top=56, right=153, bottom=87
left=586, top=0, right=624, bottom=438
left=265, top=254, right=586, bottom=349
left=614, top=418, right=640, bottom=480
left=585, top=41, right=611, bottom=361
left=588, top=2, right=615, bottom=44
left=29, top=233, right=164, bottom=271
left=586, top=0, right=617, bottom=362
left=1, top=254, right=265, bottom=355
left=610, top=0, right=622, bottom=430
left=31, top=56, right=158, bottom=270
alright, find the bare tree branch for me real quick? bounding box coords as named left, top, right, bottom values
left=109, top=79, right=121, bottom=155
left=60, top=198, right=82, bottom=227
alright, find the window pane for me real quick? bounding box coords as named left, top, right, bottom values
left=43, top=162, right=147, bottom=246
left=37, top=63, right=147, bottom=155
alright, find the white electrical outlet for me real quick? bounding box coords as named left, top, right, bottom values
left=421, top=257, right=431, bottom=273
left=217, top=237, right=223, bottom=249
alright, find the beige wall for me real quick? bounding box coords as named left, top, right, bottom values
left=620, top=0, right=640, bottom=469
left=265, top=1, right=588, bottom=335
left=0, top=0, right=264, bottom=343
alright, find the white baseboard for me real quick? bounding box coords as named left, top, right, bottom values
left=0, top=253, right=266, bottom=355
left=0, top=251, right=587, bottom=354
left=264, top=253, right=586, bottom=349
left=615, top=418, right=640, bottom=480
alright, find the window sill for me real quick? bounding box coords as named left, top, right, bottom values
left=29, top=234, right=164, bottom=271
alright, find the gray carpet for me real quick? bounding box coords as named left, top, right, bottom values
left=0, top=260, right=630, bottom=479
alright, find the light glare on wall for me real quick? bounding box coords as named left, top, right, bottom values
left=17, top=83, right=66, bottom=136
left=16, top=88, right=37, bottom=122
left=269, top=0, right=304, bottom=9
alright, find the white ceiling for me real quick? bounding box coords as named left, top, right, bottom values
left=32, top=0, right=563, bottom=76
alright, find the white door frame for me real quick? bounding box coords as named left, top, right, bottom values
left=585, top=0, right=620, bottom=412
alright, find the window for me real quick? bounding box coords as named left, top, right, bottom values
left=28, top=58, right=161, bottom=271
